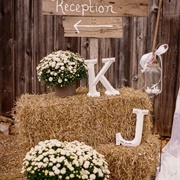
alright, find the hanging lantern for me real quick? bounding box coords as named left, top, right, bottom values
left=139, top=44, right=168, bottom=95
left=143, top=56, right=162, bottom=95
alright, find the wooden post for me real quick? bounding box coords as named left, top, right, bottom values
left=89, top=38, right=98, bottom=59
left=90, top=38, right=99, bottom=77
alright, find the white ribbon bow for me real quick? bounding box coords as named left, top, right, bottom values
left=140, top=44, right=168, bottom=73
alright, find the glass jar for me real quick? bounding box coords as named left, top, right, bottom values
left=144, top=63, right=161, bottom=95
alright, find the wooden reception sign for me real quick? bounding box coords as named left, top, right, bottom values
left=63, top=16, right=123, bottom=38
left=43, top=0, right=150, bottom=17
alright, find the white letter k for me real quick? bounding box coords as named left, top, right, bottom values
left=85, top=58, right=120, bottom=97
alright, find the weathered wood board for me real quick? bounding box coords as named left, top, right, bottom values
left=43, top=0, right=150, bottom=17
left=63, top=16, right=123, bottom=38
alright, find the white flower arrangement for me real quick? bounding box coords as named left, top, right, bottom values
left=22, top=140, right=110, bottom=180
left=37, top=50, right=88, bottom=87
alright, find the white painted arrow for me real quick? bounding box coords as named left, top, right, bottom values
left=74, top=20, right=113, bottom=33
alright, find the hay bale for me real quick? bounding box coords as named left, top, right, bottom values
left=12, top=87, right=160, bottom=179
left=96, top=135, right=160, bottom=180
left=0, top=134, right=25, bottom=180
left=13, top=87, right=153, bottom=151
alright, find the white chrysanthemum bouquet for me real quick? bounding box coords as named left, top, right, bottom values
left=22, top=140, right=110, bottom=180
left=37, top=50, right=88, bottom=87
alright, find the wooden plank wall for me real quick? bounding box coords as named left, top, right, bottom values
left=0, top=0, right=179, bottom=136
left=153, top=0, right=180, bottom=136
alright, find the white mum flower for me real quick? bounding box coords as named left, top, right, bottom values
left=25, top=154, right=32, bottom=161
left=76, top=151, right=82, bottom=156
left=44, top=170, right=49, bottom=175
left=55, top=58, right=60, bottom=62
left=52, top=166, right=58, bottom=171
left=27, top=167, right=32, bottom=172
left=54, top=169, right=60, bottom=175
left=67, top=163, right=73, bottom=169
left=50, top=157, right=57, bottom=163
left=22, top=140, right=109, bottom=180
left=37, top=162, right=43, bottom=168
left=51, top=62, right=56, bottom=67
left=89, top=174, right=96, bottom=179
left=78, top=156, right=84, bottom=165
left=21, top=168, right=25, bottom=174
left=49, top=171, right=55, bottom=176
left=61, top=150, right=66, bottom=155
left=61, top=66, right=65, bottom=70
left=66, top=151, right=70, bottom=156
left=92, top=159, right=97, bottom=164
left=47, top=54, right=53, bottom=58
left=58, top=175, right=62, bottom=179
left=98, top=169, right=104, bottom=177
left=37, top=154, right=43, bottom=160
left=69, top=166, right=74, bottom=171
left=59, top=63, right=64, bottom=66
left=68, top=66, right=73, bottom=71
left=83, top=161, right=90, bottom=169
left=57, top=156, right=65, bottom=163
left=49, top=149, right=55, bottom=154
left=49, top=162, right=53, bottom=166
left=31, top=170, right=35, bottom=174
left=70, top=174, right=75, bottom=178
left=43, top=157, right=48, bottom=162
left=105, top=169, right=110, bottom=174
left=82, top=174, right=88, bottom=179
left=93, top=167, right=99, bottom=174
left=61, top=54, right=67, bottom=59
left=56, top=163, right=61, bottom=168
left=49, top=77, right=53, bottom=82
left=45, top=64, right=49, bottom=69
left=55, top=65, right=60, bottom=69
left=69, top=62, right=75, bottom=65
left=43, top=163, right=48, bottom=168
left=72, top=159, right=79, bottom=166
left=24, top=161, right=29, bottom=166
left=60, top=168, right=66, bottom=174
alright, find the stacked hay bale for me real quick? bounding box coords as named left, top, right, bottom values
left=13, top=87, right=160, bottom=180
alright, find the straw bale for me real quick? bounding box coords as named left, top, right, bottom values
left=13, top=87, right=153, bottom=151
left=10, top=87, right=160, bottom=179
left=96, top=135, right=160, bottom=180
left=0, top=134, right=25, bottom=180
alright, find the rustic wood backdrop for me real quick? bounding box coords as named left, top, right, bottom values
left=0, top=0, right=179, bottom=136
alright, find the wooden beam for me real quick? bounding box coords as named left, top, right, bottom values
left=43, top=0, right=150, bottom=17
left=63, top=16, right=123, bottom=38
